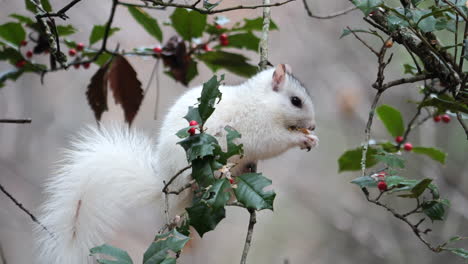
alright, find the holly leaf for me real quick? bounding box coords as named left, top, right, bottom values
left=0, top=22, right=26, bottom=47
left=183, top=106, right=202, bottom=124
left=232, top=17, right=278, bottom=32
left=376, top=104, right=405, bottom=137
left=338, top=146, right=378, bottom=172
left=224, top=32, right=260, bottom=52
left=177, top=133, right=219, bottom=162
left=191, top=156, right=217, bottom=187
left=143, top=229, right=190, bottom=264
left=216, top=126, right=243, bottom=164
left=422, top=199, right=450, bottom=221
left=186, top=201, right=225, bottom=237
left=9, top=14, right=35, bottom=25
left=421, top=94, right=468, bottom=114
left=351, top=176, right=377, bottom=188
left=443, top=248, right=468, bottom=259
left=170, top=9, right=207, bottom=41
left=89, top=25, right=120, bottom=45
left=127, top=6, right=163, bottom=41
left=90, top=244, right=133, bottom=264
left=198, top=74, right=223, bottom=123
left=197, top=51, right=257, bottom=77
left=234, top=173, right=276, bottom=210
left=412, top=146, right=447, bottom=164
left=374, top=151, right=405, bottom=168
left=205, top=178, right=231, bottom=209
left=398, top=178, right=433, bottom=198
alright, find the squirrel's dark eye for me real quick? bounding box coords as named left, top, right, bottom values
left=290, top=96, right=302, bottom=108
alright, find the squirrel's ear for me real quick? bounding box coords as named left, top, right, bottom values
left=272, top=64, right=289, bottom=91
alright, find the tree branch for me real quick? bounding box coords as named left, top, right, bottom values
left=118, top=0, right=296, bottom=14
left=0, top=119, right=32, bottom=124
left=240, top=209, right=257, bottom=264
left=302, top=1, right=357, bottom=19
left=379, top=74, right=435, bottom=90
left=37, top=0, right=83, bottom=19
left=456, top=112, right=468, bottom=140
left=0, top=183, right=54, bottom=238
left=162, top=165, right=192, bottom=194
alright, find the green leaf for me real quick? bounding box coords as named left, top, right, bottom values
left=203, top=0, right=220, bottom=10
left=186, top=201, right=225, bottom=237
left=338, top=146, right=378, bottom=172
left=351, top=176, right=377, bottom=188
left=0, top=47, right=23, bottom=63
left=89, top=25, right=120, bottom=45
left=443, top=248, right=468, bottom=259
left=41, top=0, right=52, bottom=12
left=183, top=106, right=202, bottom=124
left=127, top=6, right=163, bottom=41
left=25, top=0, right=37, bottom=13
left=376, top=104, right=405, bottom=137
left=90, top=244, right=133, bottom=264
left=0, top=22, right=26, bottom=47
left=420, top=95, right=468, bottom=114
left=205, top=178, right=231, bottom=209
left=232, top=17, right=278, bottom=32
left=56, top=25, right=77, bottom=36
left=198, top=75, right=223, bottom=123
left=170, top=8, right=207, bottom=41
left=403, top=64, right=418, bottom=75
left=412, top=146, right=447, bottom=164
left=234, top=173, right=276, bottom=210
left=413, top=10, right=438, bottom=32
left=411, top=0, right=424, bottom=6
left=224, top=32, right=260, bottom=52
left=352, top=0, right=383, bottom=16
left=9, top=14, right=35, bottom=25
left=374, top=151, right=405, bottom=168
left=216, top=126, right=244, bottom=164
left=422, top=199, right=450, bottom=221
left=399, top=178, right=433, bottom=198
left=143, top=229, right=190, bottom=264
left=387, top=14, right=410, bottom=31
left=191, top=156, right=217, bottom=187
left=197, top=51, right=257, bottom=78
left=177, top=133, right=219, bottom=162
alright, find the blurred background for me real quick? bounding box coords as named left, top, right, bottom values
left=1, top=0, right=468, bottom=263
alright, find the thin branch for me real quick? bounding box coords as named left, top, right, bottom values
left=302, top=1, right=357, bottom=19
left=37, top=0, right=83, bottom=19
left=0, top=183, right=54, bottom=238
left=361, top=90, right=384, bottom=175
left=456, top=112, right=468, bottom=140
left=240, top=209, right=257, bottom=264
left=166, top=180, right=194, bottom=195
left=162, top=165, right=192, bottom=194
left=347, top=26, right=379, bottom=56
left=118, top=0, right=296, bottom=14
left=397, top=93, right=430, bottom=148
left=259, top=0, right=271, bottom=70
left=0, top=119, right=32, bottom=124
left=379, top=74, right=435, bottom=90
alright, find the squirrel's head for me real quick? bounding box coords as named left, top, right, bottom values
left=260, top=64, right=316, bottom=133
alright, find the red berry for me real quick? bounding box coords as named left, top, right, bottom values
left=441, top=114, right=451, bottom=123
left=220, top=39, right=229, bottom=46
left=189, top=120, right=198, bottom=126
left=229, top=178, right=235, bottom=184
left=203, top=44, right=213, bottom=52
left=68, top=49, right=77, bottom=56
left=377, top=181, right=388, bottom=191
left=15, top=60, right=26, bottom=68
left=433, top=115, right=441, bottom=122
left=219, top=33, right=228, bottom=41
left=83, top=62, right=91, bottom=69
left=395, top=136, right=404, bottom=143
left=153, top=46, right=162, bottom=53
left=216, top=24, right=222, bottom=29
left=188, top=127, right=196, bottom=135
left=20, top=40, right=27, bottom=46
left=403, top=142, right=413, bottom=151
left=73, top=63, right=80, bottom=69
left=76, top=43, right=85, bottom=51
left=26, top=50, right=33, bottom=58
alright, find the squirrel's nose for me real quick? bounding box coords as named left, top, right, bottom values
left=308, top=124, right=316, bottom=131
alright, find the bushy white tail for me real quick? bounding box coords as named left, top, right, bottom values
left=35, top=125, right=161, bottom=264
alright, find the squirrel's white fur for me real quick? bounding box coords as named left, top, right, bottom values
left=35, top=65, right=318, bottom=264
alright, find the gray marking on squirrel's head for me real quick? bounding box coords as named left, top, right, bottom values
left=265, top=64, right=316, bottom=132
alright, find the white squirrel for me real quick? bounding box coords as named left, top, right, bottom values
left=35, top=64, right=318, bottom=264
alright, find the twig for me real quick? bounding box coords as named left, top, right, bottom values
left=162, top=165, right=192, bottom=194
left=118, top=0, right=296, bottom=14
left=347, top=26, right=379, bottom=56
left=302, top=1, right=357, bottom=19
left=166, top=180, right=194, bottom=195
left=240, top=209, right=257, bottom=264
left=0, top=119, right=32, bottom=124
left=397, top=93, right=430, bottom=148
left=0, top=183, right=54, bottom=238
left=259, top=0, right=271, bottom=70
left=37, top=0, right=83, bottom=19
left=379, top=74, right=434, bottom=90
left=456, top=112, right=468, bottom=140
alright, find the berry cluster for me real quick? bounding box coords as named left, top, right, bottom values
left=188, top=120, right=198, bottom=135
left=433, top=114, right=451, bottom=123
left=372, top=172, right=388, bottom=191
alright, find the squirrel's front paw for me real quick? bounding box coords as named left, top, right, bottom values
left=299, top=134, right=319, bottom=152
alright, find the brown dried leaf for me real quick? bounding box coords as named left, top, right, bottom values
left=162, top=36, right=192, bottom=86
left=107, top=55, right=144, bottom=125
left=86, top=62, right=111, bottom=122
